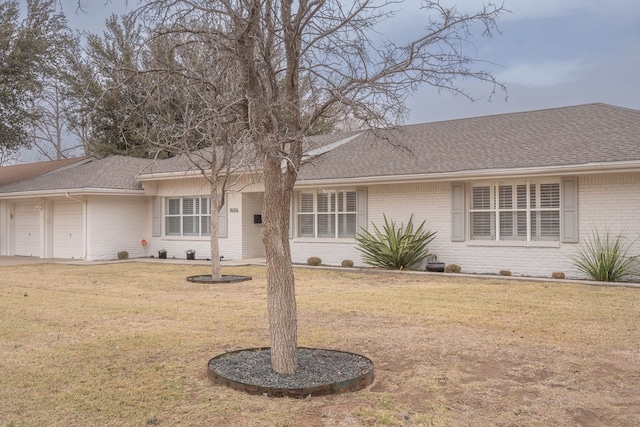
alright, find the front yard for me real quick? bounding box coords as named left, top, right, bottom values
left=1, top=263, right=638, bottom=426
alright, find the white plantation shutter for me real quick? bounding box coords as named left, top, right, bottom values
left=338, top=191, right=357, bottom=238
left=561, top=178, right=579, bottom=243
left=516, top=185, right=527, bottom=238
left=298, top=193, right=315, bottom=237
left=317, top=192, right=336, bottom=237
left=471, top=185, right=493, bottom=239
left=539, top=183, right=560, bottom=239
left=498, top=185, right=513, bottom=238
left=473, top=185, right=491, bottom=209
left=165, top=198, right=181, bottom=236
left=182, top=198, right=198, bottom=236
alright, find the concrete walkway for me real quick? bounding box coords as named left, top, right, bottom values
left=0, top=256, right=266, bottom=267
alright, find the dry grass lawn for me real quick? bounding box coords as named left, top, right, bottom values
left=1, top=262, right=639, bottom=426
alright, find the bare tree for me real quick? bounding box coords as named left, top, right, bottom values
left=119, top=0, right=507, bottom=375
left=138, top=28, right=255, bottom=280
left=29, top=79, right=88, bottom=160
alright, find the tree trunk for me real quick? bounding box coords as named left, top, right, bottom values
left=210, top=170, right=222, bottom=280
left=262, top=157, right=298, bottom=374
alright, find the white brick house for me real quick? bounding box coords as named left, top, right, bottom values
left=1, top=103, right=639, bottom=279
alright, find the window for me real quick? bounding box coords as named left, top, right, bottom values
left=296, top=190, right=362, bottom=238
left=165, top=197, right=211, bottom=237
left=469, top=181, right=560, bottom=241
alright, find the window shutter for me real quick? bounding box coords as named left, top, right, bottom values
left=451, top=183, right=465, bottom=241
left=289, top=193, right=296, bottom=239
left=218, top=199, right=228, bottom=238
left=152, top=197, right=161, bottom=237
left=357, top=188, right=367, bottom=233
left=561, top=177, right=578, bottom=243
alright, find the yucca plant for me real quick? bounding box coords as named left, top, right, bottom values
left=356, top=214, right=437, bottom=270
left=569, top=229, right=639, bottom=282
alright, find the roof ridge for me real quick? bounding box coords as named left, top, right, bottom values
left=401, top=102, right=626, bottom=128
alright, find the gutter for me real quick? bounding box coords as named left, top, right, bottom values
left=294, top=160, right=640, bottom=188
left=0, top=188, right=146, bottom=200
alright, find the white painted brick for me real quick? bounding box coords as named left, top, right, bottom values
left=290, top=174, right=640, bottom=279
left=86, top=196, right=148, bottom=260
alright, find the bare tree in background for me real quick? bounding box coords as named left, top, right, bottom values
left=98, top=0, right=507, bottom=374
left=138, top=29, right=256, bottom=280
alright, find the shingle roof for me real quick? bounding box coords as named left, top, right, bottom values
left=298, top=103, right=640, bottom=180
left=0, top=156, right=152, bottom=194
left=138, top=131, right=363, bottom=176
left=0, top=157, right=88, bottom=187
left=1, top=103, right=637, bottom=194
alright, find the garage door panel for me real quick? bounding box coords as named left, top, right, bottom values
left=15, top=204, right=40, bottom=257
left=53, top=203, right=84, bottom=259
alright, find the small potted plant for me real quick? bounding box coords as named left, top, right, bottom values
left=186, top=249, right=196, bottom=260
left=425, top=254, right=445, bottom=272
left=158, top=249, right=167, bottom=259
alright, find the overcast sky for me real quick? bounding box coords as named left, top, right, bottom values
left=15, top=0, right=640, bottom=162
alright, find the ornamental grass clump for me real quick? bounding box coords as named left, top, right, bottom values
left=356, top=214, right=436, bottom=270
left=569, top=229, right=639, bottom=282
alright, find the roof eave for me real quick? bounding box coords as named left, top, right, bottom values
left=0, top=188, right=146, bottom=199
left=295, top=160, right=640, bottom=188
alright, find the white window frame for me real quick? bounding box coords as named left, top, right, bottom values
left=469, top=180, right=561, bottom=242
left=165, top=196, right=211, bottom=237
left=296, top=189, right=360, bottom=239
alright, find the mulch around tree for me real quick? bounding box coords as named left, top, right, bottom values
left=208, top=347, right=374, bottom=398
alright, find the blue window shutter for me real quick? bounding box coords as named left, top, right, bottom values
left=152, top=197, right=161, bottom=237
left=289, top=193, right=295, bottom=239
left=218, top=199, right=228, bottom=238
left=451, top=183, right=465, bottom=241
left=357, top=188, right=368, bottom=233
left=561, top=177, right=579, bottom=243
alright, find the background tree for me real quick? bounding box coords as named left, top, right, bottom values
left=65, top=13, right=159, bottom=159
left=0, top=0, right=73, bottom=163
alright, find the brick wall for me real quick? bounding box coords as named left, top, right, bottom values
left=289, top=173, right=640, bottom=279
left=86, top=195, right=148, bottom=260
left=141, top=177, right=246, bottom=261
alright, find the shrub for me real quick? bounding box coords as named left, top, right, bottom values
left=444, top=264, right=461, bottom=273
left=117, top=251, right=129, bottom=260
left=499, top=270, right=512, bottom=276
left=341, top=259, right=354, bottom=268
left=569, top=229, right=639, bottom=282
left=307, top=257, right=322, bottom=266
left=355, top=214, right=437, bottom=270
left=551, top=272, right=565, bottom=279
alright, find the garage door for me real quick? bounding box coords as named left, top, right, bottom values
left=53, top=202, right=84, bottom=259
left=15, top=203, right=41, bottom=257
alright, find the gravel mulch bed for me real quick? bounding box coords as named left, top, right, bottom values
left=186, top=275, right=252, bottom=283
left=208, top=347, right=374, bottom=397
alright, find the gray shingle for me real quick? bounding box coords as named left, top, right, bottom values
left=299, top=103, right=640, bottom=180
left=0, top=156, right=152, bottom=193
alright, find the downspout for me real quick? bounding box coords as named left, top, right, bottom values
left=65, top=193, right=88, bottom=260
